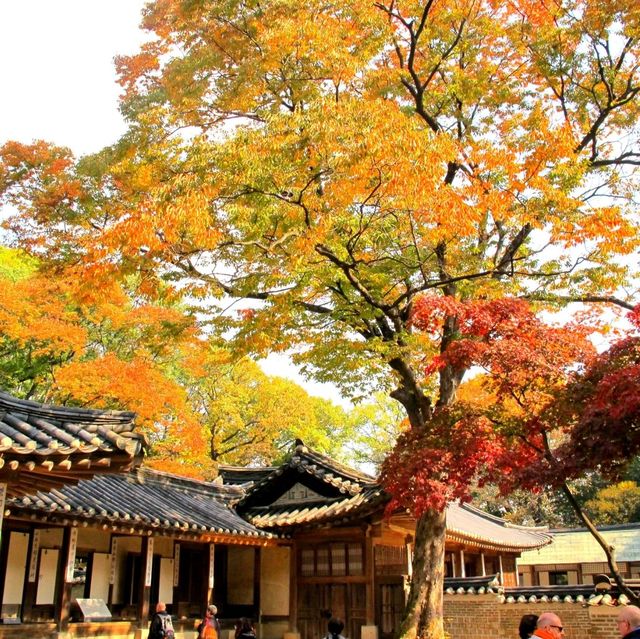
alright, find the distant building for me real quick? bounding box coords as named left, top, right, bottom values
left=518, top=523, right=640, bottom=586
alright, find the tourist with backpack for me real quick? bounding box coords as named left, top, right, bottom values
left=148, top=602, right=175, bottom=639
left=198, top=604, right=221, bottom=639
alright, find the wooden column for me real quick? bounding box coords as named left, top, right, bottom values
left=289, top=542, right=298, bottom=632
left=254, top=546, right=262, bottom=627
left=480, top=552, right=486, bottom=576
left=365, top=530, right=375, bottom=625
left=0, top=483, right=6, bottom=548
left=22, top=528, right=40, bottom=622
left=498, top=555, right=504, bottom=585
left=138, top=536, right=153, bottom=624
left=459, top=549, right=466, bottom=577
left=173, top=543, right=180, bottom=609
left=108, top=536, right=118, bottom=607
left=55, top=526, right=78, bottom=632
left=206, top=543, right=215, bottom=608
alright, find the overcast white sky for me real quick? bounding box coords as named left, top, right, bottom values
left=0, top=0, right=348, bottom=406
left=0, top=1, right=148, bottom=155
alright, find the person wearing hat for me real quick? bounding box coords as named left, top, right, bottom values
left=198, top=604, right=221, bottom=639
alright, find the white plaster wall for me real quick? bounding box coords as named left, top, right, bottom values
left=39, top=527, right=64, bottom=547
left=2, top=532, right=29, bottom=606
left=520, top=528, right=640, bottom=565
left=90, top=552, right=112, bottom=600
left=261, top=546, right=290, bottom=616
left=227, top=546, right=254, bottom=605
left=77, top=528, right=111, bottom=553
left=154, top=537, right=174, bottom=557
left=112, top=536, right=142, bottom=604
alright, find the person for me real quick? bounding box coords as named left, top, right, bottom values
left=324, top=617, right=347, bottom=639
left=617, top=605, right=640, bottom=638
left=198, top=604, right=222, bottom=639
left=519, top=614, right=539, bottom=639
left=235, top=617, right=257, bottom=639
left=531, top=612, right=565, bottom=639
left=148, top=602, right=175, bottom=639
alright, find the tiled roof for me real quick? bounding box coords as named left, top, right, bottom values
left=218, top=466, right=276, bottom=486
left=237, top=444, right=378, bottom=508
left=0, top=391, right=145, bottom=496
left=446, top=503, right=551, bottom=551
left=7, top=467, right=272, bottom=542
left=235, top=444, right=551, bottom=551
left=445, top=581, right=630, bottom=606
left=247, top=487, right=387, bottom=528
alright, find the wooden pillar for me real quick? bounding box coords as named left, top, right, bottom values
left=514, top=557, right=520, bottom=586
left=459, top=549, right=466, bottom=578
left=480, top=552, right=486, bottom=576
left=498, top=555, right=504, bottom=585
left=289, top=542, right=298, bottom=632
left=22, top=528, right=41, bottom=622
left=206, top=543, right=215, bottom=608
left=0, top=483, right=6, bottom=548
left=108, top=536, right=118, bottom=607
left=55, top=526, right=78, bottom=632
left=138, top=536, right=153, bottom=624
left=173, top=542, right=180, bottom=609
left=365, top=530, right=375, bottom=625
left=254, top=546, right=262, bottom=628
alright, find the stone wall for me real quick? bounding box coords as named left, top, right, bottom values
left=443, top=594, right=620, bottom=639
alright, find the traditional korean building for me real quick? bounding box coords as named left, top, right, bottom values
left=0, top=397, right=551, bottom=639
left=221, top=442, right=552, bottom=639
left=518, top=523, right=640, bottom=586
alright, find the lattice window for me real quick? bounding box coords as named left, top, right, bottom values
left=348, top=544, right=363, bottom=576
left=299, top=542, right=365, bottom=577
left=301, top=548, right=315, bottom=577
left=317, top=547, right=330, bottom=576
left=374, top=545, right=408, bottom=576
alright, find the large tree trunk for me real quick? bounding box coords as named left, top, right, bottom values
left=396, top=508, right=447, bottom=639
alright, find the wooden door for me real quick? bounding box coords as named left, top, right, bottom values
left=375, top=580, right=405, bottom=639
left=298, top=583, right=365, bottom=639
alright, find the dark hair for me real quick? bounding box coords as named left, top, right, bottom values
left=519, top=614, right=539, bottom=639
left=239, top=618, right=254, bottom=633
left=233, top=617, right=255, bottom=638
left=328, top=618, right=345, bottom=639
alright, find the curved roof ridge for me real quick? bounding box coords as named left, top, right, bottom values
left=133, top=466, right=245, bottom=499
left=291, top=443, right=377, bottom=484
left=0, top=391, right=136, bottom=423
left=458, top=502, right=549, bottom=531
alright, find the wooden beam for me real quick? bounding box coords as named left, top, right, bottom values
left=289, top=541, right=298, bottom=632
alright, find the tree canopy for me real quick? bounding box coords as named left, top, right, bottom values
left=1, top=0, right=639, bottom=637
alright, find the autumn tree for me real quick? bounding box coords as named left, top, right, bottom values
left=584, top=482, right=640, bottom=525
left=2, top=1, right=640, bottom=637
left=168, top=352, right=351, bottom=466
left=395, top=298, right=640, bottom=600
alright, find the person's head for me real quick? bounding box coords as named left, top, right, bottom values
left=328, top=618, right=345, bottom=638
left=238, top=618, right=254, bottom=634
left=537, top=612, right=564, bottom=639
left=156, top=602, right=167, bottom=613
left=617, top=605, right=640, bottom=637
left=207, top=605, right=218, bottom=617
left=519, top=614, right=539, bottom=639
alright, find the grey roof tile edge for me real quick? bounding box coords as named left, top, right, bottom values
left=7, top=466, right=272, bottom=539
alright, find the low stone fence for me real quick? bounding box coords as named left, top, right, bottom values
left=444, top=594, right=620, bottom=639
